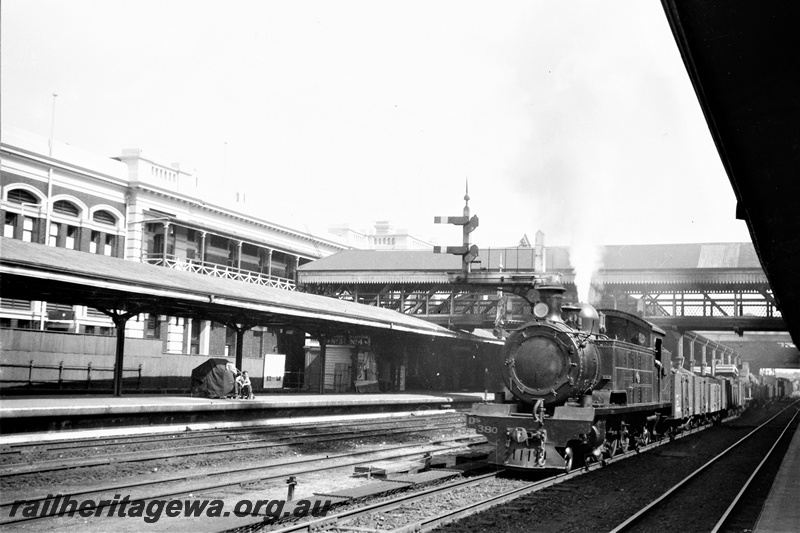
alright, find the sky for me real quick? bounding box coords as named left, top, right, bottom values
left=1, top=0, right=751, bottom=257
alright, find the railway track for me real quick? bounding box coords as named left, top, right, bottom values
left=5, top=404, right=790, bottom=532
left=253, top=472, right=528, bottom=533
left=608, top=401, right=800, bottom=533
left=309, top=403, right=792, bottom=533
left=0, top=415, right=480, bottom=530
left=0, top=415, right=464, bottom=478
left=224, top=417, right=722, bottom=532
left=2, top=412, right=465, bottom=454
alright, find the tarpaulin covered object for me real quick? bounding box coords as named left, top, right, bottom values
left=191, top=358, right=235, bottom=398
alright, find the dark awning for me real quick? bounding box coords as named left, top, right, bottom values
left=662, top=1, right=800, bottom=353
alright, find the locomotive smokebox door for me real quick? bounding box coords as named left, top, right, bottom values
left=503, top=324, right=599, bottom=407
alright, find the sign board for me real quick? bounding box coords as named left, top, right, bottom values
left=262, top=353, right=286, bottom=389
left=328, top=334, right=370, bottom=346
left=48, top=310, right=75, bottom=320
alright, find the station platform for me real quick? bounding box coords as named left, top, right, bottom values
left=754, top=420, right=800, bottom=533
left=0, top=391, right=486, bottom=440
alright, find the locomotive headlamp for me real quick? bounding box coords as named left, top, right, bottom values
left=533, top=302, right=549, bottom=318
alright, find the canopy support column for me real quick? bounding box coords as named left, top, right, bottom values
left=103, top=307, right=141, bottom=397
left=226, top=322, right=252, bottom=370
left=318, top=334, right=327, bottom=395
left=350, top=345, right=359, bottom=392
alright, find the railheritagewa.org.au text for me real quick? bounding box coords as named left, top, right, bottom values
left=9, top=494, right=333, bottom=524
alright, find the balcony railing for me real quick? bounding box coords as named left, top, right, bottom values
left=0, top=360, right=143, bottom=390
left=142, top=254, right=296, bottom=290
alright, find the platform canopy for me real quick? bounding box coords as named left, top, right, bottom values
left=661, top=1, right=800, bottom=354
left=0, top=238, right=471, bottom=339
left=1, top=238, right=498, bottom=395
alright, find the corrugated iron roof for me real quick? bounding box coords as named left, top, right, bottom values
left=299, top=250, right=462, bottom=271
left=299, top=271, right=452, bottom=285
left=0, top=238, right=465, bottom=339
left=549, top=243, right=762, bottom=270
left=299, top=242, right=762, bottom=273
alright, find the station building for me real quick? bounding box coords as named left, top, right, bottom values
left=0, top=126, right=362, bottom=392
left=327, top=221, right=434, bottom=250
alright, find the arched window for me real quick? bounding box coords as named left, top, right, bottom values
left=47, top=200, right=81, bottom=248
left=5, top=189, right=41, bottom=242
left=53, top=200, right=80, bottom=216
left=7, top=189, right=40, bottom=205
left=93, top=210, right=117, bottom=225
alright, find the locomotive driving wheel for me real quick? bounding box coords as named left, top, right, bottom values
left=563, top=447, right=574, bottom=473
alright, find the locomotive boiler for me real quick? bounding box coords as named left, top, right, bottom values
left=467, top=285, right=744, bottom=472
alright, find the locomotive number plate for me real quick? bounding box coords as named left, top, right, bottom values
left=468, top=417, right=498, bottom=434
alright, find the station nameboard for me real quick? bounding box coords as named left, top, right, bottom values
left=328, top=334, right=370, bottom=346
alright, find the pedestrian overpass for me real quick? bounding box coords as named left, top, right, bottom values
left=297, top=242, right=784, bottom=335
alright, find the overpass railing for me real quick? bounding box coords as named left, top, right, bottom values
left=142, top=254, right=296, bottom=291
left=638, top=292, right=782, bottom=319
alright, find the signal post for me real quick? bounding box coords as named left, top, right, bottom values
left=434, top=186, right=552, bottom=307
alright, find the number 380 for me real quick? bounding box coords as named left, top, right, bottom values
left=467, top=417, right=499, bottom=434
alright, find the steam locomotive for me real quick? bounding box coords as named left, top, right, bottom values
left=467, top=285, right=747, bottom=472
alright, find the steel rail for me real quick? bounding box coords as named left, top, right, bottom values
left=607, top=401, right=800, bottom=533
left=37, top=413, right=464, bottom=453
left=394, top=473, right=572, bottom=533
left=711, top=406, right=800, bottom=533
left=392, top=422, right=714, bottom=533
left=237, top=418, right=717, bottom=533
left=0, top=430, right=478, bottom=509
left=263, top=437, right=634, bottom=533
left=0, top=435, right=481, bottom=527
left=0, top=419, right=464, bottom=477
left=262, top=472, right=508, bottom=533
left=18, top=413, right=464, bottom=453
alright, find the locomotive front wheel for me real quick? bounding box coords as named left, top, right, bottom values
left=564, top=447, right=574, bottom=473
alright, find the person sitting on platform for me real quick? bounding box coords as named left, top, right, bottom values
left=234, top=372, right=244, bottom=398
left=239, top=371, right=253, bottom=400
left=228, top=362, right=242, bottom=398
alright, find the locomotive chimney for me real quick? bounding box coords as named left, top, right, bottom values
left=535, top=285, right=566, bottom=322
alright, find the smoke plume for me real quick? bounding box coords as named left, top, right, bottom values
left=569, top=241, right=602, bottom=304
